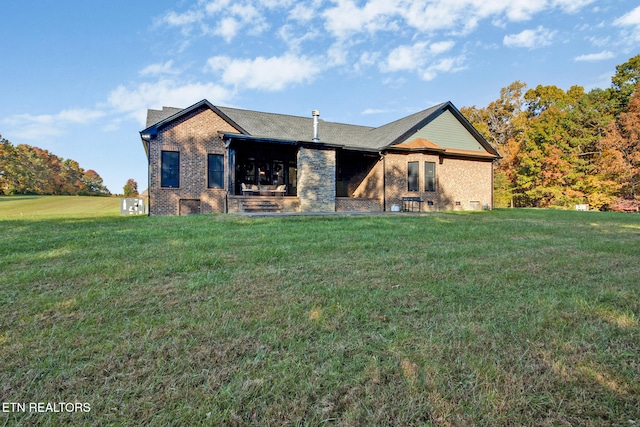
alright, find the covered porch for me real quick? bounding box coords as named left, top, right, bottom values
left=227, top=137, right=298, bottom=197
left=226, top=136, right=383, bottom=213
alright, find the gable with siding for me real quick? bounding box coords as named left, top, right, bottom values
left=401, top=109, right=486, bottom=153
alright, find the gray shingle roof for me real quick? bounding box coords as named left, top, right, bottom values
left=216, top=103, right=447, bottom=151
left=142, top=99, right=497, bottom=157
left=145, top=106, right=182, bottom=128
left=217, top=106, right=375, bottom=148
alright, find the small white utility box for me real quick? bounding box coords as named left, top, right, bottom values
left=121, top=198, right=146, bottom=215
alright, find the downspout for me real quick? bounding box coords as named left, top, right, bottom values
left=491, top=159, right=495, bottom=210
left=147, top=140, right=151, bottom=216
left=140, top=133, right=152, bottom=216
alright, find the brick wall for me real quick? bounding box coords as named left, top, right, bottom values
left=335, top=197, right=383, bottom=212
left=439, top=157, right=493, bottom=210
left=384, top=152, right=493, bottom=212
left=297, top=146, right=336, bottom=212
left=148, top=106, right=238, bottom=216
left=352, top=160, right=384, bottom=200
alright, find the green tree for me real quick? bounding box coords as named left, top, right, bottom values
left=60, top=159, right=85, bottom=194
left=81, top=170, right=110, bottom=196
left=123, top=179, right=139, bottom=197
left=461, top=81, right=529, bottom=208
left=462, top=80, right=527, bottom=147
left=0, top=135, right=110, bottom=196
left=462, top=55, right=640, bottom=210
left=0, top=135, right=17, bottom=194
left=516, top=85, right=610, bottom=207
left=609, top=53, right=640, bottom=115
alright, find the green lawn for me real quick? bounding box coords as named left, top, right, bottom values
left=1, top=197, right=639, bottom=425
left=0, top=195, right=121, bottom=218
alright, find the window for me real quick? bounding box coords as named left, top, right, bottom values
left=161, top=151, right=179, bottom=188
left=208, top=154, right=224, bottom=189
left=408, top=161, right=419, bottom=192
left=424, top=162, right=436, bottom=192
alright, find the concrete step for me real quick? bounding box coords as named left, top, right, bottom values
left=241, top=200, right=281, bottom=213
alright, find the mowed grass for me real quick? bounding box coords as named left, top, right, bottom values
left=0, top=195, right=121, bottom=218
left=1, top=197, right=639, bottom=426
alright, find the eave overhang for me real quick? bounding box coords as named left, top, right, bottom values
left=221, top=132, right=379, bottom=153
left=383, top=145, right=498, bottom=161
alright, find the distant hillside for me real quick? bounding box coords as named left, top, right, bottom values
left=0, top=136, right=110, bottom=196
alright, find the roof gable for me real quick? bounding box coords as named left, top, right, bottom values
left=394, top=103, right=499, bottom=158
left=406, top=109, right=485, bottom=152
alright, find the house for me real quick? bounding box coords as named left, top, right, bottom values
left=140, top=100, right=500, bottom=216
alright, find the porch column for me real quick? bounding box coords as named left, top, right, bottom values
left=227, top=148, right=236, bottom=195
left=297, top=146, right=336, bottom=212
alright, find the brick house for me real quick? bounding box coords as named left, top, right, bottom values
left=140, top=99, right=500, bottom=215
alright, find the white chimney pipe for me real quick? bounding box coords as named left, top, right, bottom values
left=312, top=110, right=320, bottom=142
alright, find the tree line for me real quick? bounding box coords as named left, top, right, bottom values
left=0, top=136, right=110, bottom=196
left=462, top=54, right=640, bottom=211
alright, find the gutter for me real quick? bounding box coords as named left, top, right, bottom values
left=139, top=132, right=152, bottom=216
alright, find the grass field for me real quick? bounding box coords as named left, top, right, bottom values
left=0, top=195, right=121, bottom=218
left=1, top=196, right=639, bottom=426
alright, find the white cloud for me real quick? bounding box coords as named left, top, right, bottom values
left=322, top=0, right=400, bottom=38
left=354, top=51, right=381, bottom=72
left=218, top=17, right=240, bottom=42
left=3, top=78, right=234, bottom=142
left=206, top=53, right=322, bottom=91
left=361, top=108, right=389, bottom=115
left=574, top=51, right=615, bottom=62
left=401, top=0, right=578, bottom=35
left=503, top=26, right=556, bottom=49
left=550, top=0, right=596, bottom=14
left=161, top=0, right=269, bottom=42
left=383, top=42, right=428, bottom=72
left=587, top=35, right=610, bottom=47
left=381, top=40, right=457, bottom=79
left=2, top=109, right=106, bottom=140
left=161, top=0, right=597, bottom=47
left=277, top=24, right=320, bottom=51
left=204, top=0, right=232, bottom=15
left=430, top=40, right=456, bottom=55
left=107, top=80, right=234, bottom=125
left=319, top=0, right=597, bottom=40
left=614, top=5, right=640, bottom=27
left=162, top=9, right=203, bottom=27
left=421, top=56, right=466, bottom=81
left=614, top=5, right=640, bottom=42
left=288, top=1, right=315, bottom=22
left=140, top=60, right=179, bottom=76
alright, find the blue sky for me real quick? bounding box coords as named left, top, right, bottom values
left=2, top=1, right=639, bottom=194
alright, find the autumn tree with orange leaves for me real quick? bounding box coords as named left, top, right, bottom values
left=0, top=136, right=110, bottom=196
left=463, top=54, right=640, bottom=210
